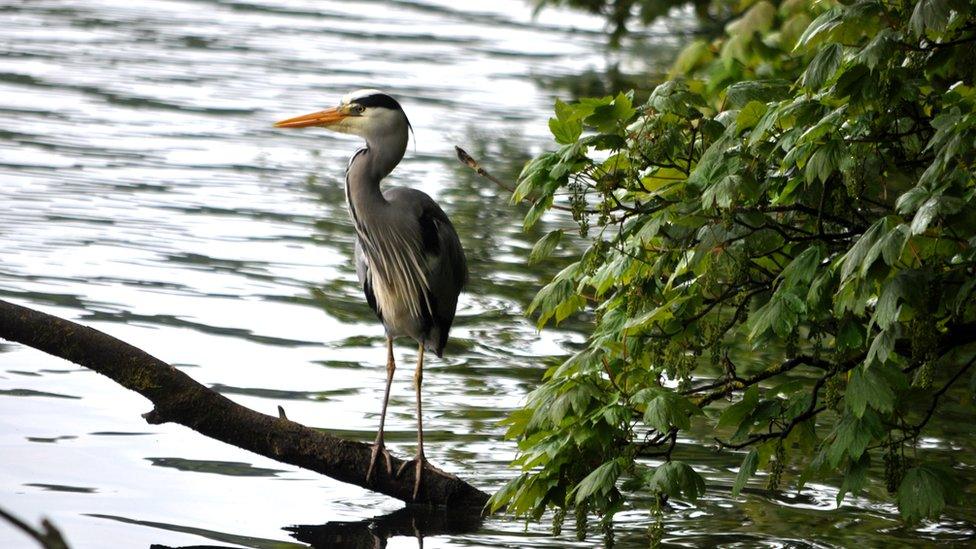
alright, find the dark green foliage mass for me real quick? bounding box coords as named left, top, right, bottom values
left=493, top=0, right=976, bottom=535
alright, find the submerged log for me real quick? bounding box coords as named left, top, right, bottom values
left=0, top=298, right=489, bottom=508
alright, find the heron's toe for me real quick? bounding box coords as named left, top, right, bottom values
left=366, top=441, right=393, bottom=483
left=412, top=459, right=424, bottom=500
left=395, top=454, right=430, bottom=500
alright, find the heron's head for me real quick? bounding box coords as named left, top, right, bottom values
left=274, top=89, right=412, bottom=144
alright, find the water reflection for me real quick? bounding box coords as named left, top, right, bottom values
left=92, top=513, right=305, bottom=549
left=286, top=505, right=484, bottom=548
left=110, top=507, right=483, bottom=549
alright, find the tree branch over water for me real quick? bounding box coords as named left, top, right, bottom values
left=0, top=298, right=489, bottom=508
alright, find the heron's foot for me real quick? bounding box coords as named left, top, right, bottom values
left=396, top=454, right=427, bottom=500
left=366, top=440, right=394, bottom=484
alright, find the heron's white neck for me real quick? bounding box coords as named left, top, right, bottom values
left=362, top=122, right=408, bottom=180
left=345, top=147, right=386, bottom=217
left=344, top=129, right=408, bottom=220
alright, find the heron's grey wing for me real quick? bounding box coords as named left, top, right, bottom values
left=381, top=186, right=467, bottom=356
left=355, top=238, right=382, bottom=322
left=417, top=201, right=467, bottom=357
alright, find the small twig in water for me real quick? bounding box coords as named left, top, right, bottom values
left=0, top=506, right=70, bottom=549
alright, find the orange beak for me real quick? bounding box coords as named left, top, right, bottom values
left=274, top=106, right=347, bottom=129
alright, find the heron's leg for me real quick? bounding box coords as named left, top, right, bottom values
left=366, top=336, right=396, bottom=483
left=396, top=342, right=427, bottom=499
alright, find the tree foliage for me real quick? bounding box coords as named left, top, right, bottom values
left=493, top=0, right=976, bottom=536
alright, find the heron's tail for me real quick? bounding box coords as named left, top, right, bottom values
left=424, top=327, right=447, bottom=358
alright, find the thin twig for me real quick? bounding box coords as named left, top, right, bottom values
left=0, top=506, right=69, bottom=549
left=454, top=146, right=597, bottom=214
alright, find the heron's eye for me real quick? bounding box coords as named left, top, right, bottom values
left=351, top=104, right=366, bottom=114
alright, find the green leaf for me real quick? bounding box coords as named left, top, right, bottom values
left=647, top=80, right=706, bottom=118
left=911, top=196, right=940, bottom=235
left=857, top=28, right=896, bottom=69
left=779, top=245, right=823, bottom=291
left=526, top=262, right=580, bottom=327
left=835, top=317, right=865, bottom=350
left=687, top=134, right=735, bottom=190
left=802, top=43, right=843, bottom=91
left=833, top=63, right=870, bottom=101
left=837, top=452, right=870, bottom=505
left=796, top=105, right=846, bottom=146
left=573, top=458, right=623, bottom=504
left=528, top=230, right=563, bottom=265
left=488, top=475, right=523, bottom=513
left=725, top=80, right=790, bottom=108
left=805, top=140, right=843, bottom=184
left=827, top=410, right=884, bottom=467
left=701, top=174, right=741, bottom=209
left=670, top=39, right=711, bottom=75
left=555, top=294, right=585, bottom=323
left=897, top=465, right=954, bottom=523
left=857, top=216, right=900, bottom=277
left=845, top=364, right=895, bottom=417
left=747, top=289, right=806, bottom=340
left=840, top=217, right=888, bottom=281
left=637, top=389, right=702, bottom=432
left=909, top=0, right=952, bottom=36
left=513, top=152, right=556, bottom=203
left=623, top=295, right=688, bottom=333
left=871, top=276, right=905, bottom=330
left=648, top=461, right=706, bottom=502
left=522, top=195, right=552, bottom=230
left=866, top=328, right=897, bottom=366
left=732, top=448, right=759, bottom=497
left=895, top=185, right=931, bottom=215
left=584, top=92, right=636, bottom=133
left=872, top=222, right=909, bottom=267
left=727, top=0, right=776, bottom=36
left=736, top=100, right=768, bottom=132
left=795, top=7, right=842, bottom=50
left=548, top=116, right=582, bottom=145
left=749, top=103, right=783, bottom=146
left=718, top=385, right=760, bottom=430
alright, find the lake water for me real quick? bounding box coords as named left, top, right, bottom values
left=1, top=1, right=973, bottom=547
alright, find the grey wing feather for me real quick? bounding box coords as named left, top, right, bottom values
left=385, top=187, right=467, bottom=357
left=354, top=240, right=381, bottom=321
left=425, top=208, right=467, bottom=356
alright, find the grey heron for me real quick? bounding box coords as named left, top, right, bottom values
left=274, top=90, right=467, bottom=499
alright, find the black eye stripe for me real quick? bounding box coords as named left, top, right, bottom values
left=351, top=93, right=403, bottom=111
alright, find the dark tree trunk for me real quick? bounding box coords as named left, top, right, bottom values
left=0, top=299, right=489, bottom=508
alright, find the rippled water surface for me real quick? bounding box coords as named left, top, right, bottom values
left=1, top=1, right=974, bottom=547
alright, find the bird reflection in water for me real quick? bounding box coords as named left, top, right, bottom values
left=286, top=504, right=484, bottom=548
left=150, top=504, right=484, bottom=549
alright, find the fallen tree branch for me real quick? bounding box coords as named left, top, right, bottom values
left=0, top=299, right=489, bottom=508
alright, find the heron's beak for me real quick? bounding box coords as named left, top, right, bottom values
left=274, top=106, right=347, bottom=129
